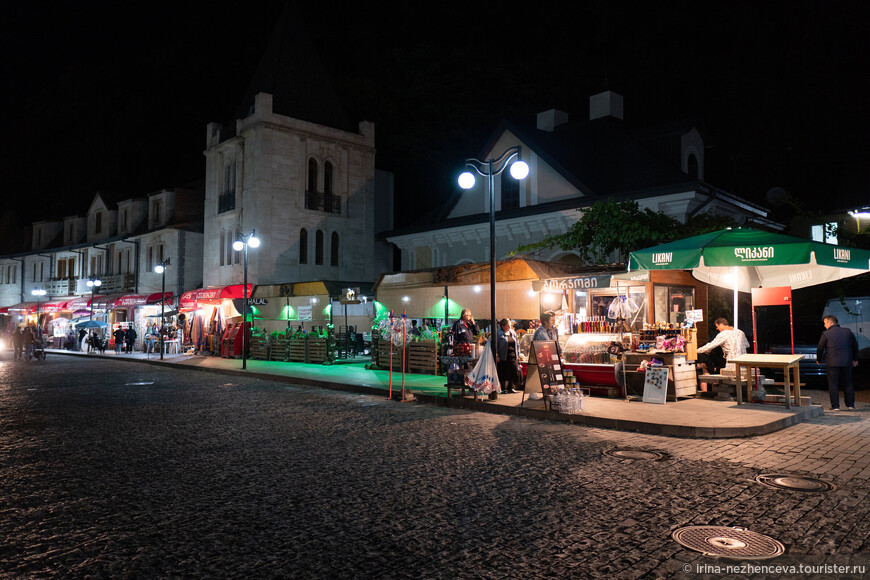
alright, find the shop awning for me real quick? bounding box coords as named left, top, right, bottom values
left=179, top=284, right=252, bottom=309
left=114, top=292, right=173, bottom=307
left=41, top=301, right=72, bottom=313
left=91, top=293, right=128, bottom=310
left=65, top=296, right=93, bottom=311
left=8, top=302, right=38, bottom=313
left=0, top=307, right=8, bottom=314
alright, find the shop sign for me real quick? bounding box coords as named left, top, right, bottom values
left=297, top=305, right=313, bottom=321
left=685, top=309, right=703, bottom=324
left=532, top=275, right=611, bottom=292
left=340, top=287, right=361, bottom=304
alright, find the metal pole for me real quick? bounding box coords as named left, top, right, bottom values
left=242, top=243, right=248, bottom=370
left=489, top=160, right=498, bottom=397
left=160, top=267, right=166, bottom=360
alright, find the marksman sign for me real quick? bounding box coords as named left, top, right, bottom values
left=532, top=275, right=611, bottom=292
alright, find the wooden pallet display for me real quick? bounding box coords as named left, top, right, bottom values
left=249, top=335, right=269, bottom=360
left=377, top=339, right=407, bottom=371
left=408, top=339, right=438, bottom=374
left=269, top=335, right=288, bottom=361
left=287, top=339, right=307, bottom=362
left=308, top=337, right=328, bottom=364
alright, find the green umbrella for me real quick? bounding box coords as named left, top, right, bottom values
left=628, top=227, right=870, bottom=324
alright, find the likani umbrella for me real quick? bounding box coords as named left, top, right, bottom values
left=628, top=227, right=870, bottom=326
left=75, top=320, right=108, bottom=330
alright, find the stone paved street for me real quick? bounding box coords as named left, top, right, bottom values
left=1, top=356, right=869, bottom=578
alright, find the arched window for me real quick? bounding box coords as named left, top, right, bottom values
left=307, top=158, right=318, bottom=192
left=220, top=230, right=225, bottom=266
left=324, top=161, right=333, bottom=194
left=299, top=228, right=308, bottom=264
left=330, top=232, right=339, bottom=267
left=234, top=228, right=241, bottom=265
left=315, top=230, right=324, bottom=265
left=226, top=229, right=233, bottom=267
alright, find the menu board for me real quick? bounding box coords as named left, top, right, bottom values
left=525, top=341, right=564, bottom=397
left=642, top=367, right=669, bottom=404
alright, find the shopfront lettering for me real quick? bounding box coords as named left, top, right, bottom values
left=734, top=246, right=774, bottom=261
left=247, top=298, right=268, bottom=305
left=834, top=248, right=850, bottom=262
left=789, top=270, right=813, bottom=283
left=652, top=252, right=672, bottom=265
left=535, top=275, right=610, bottom=292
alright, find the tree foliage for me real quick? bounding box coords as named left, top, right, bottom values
left=513, top=199, right=737, bottom=264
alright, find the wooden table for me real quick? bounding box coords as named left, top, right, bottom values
left=730, top=354, right=804, bottom=408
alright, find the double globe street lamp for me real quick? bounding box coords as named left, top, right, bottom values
left=154, top=258, right=171, bottom=360
left=86, top=277, right=102, bottom=322
left=233, top=230, right=260, bottom=370
left=458, top=146, right=529, bottom=383
left=31, top=288, right=46, bottom=338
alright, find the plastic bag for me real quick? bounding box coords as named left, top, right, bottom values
left=465, top=340, right=501, bottom=394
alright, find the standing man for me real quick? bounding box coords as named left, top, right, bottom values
left=113, top=325, right=126, bottom=354
left=817, top=315, right=859, bottom=410
left=11, top=328, right=23, bottom=361
left=451, top=309, right=479, bottom=345
left=125, top=325, right=138, bottom=354
left=696, top=318, right=749, bottom=374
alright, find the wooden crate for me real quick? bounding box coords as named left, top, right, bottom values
left=377, top=340, right=406, bottom=371
left=287, top=339, right=307, bottom=362
left=308, top=338, right=328, bottom=364
left=270, top=336, right=288, bottom=361
left=249, top=336, right=269, bottom=360
left=408, top=339, right=438, bottom=374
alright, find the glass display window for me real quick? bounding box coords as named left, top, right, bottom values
left=654, top=285, right=695, bottom=326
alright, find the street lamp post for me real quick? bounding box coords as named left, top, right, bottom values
left=233, top=230, right=260, bottom=369
left=32, top=288, right=46, bottom=338
left=86, top=277, right=102, bottom=322
left=154, top=259, right=171, bottom=360
left=458, top=146, right=528, bottom=389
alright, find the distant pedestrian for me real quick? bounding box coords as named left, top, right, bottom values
left=23, top=327, right=35, bottom=360
left=114, top=326, right=126, bottom=354
left=78, top=328, right=87, bottom=351
left=410, top=320, right=422, bottom=337
left=125, top=326, right=137, bottom=353
left=11, top=328, right=23, bottom=361
left=817, top=315, right=859, bottom=410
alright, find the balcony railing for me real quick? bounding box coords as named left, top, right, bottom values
left=305, top=191, right=342, bottom=214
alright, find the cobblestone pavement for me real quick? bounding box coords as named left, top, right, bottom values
left=1, top=356, right=869, bottom=578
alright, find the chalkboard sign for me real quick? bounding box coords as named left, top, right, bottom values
left=642, top=367, right=669, bottom=404
left=524, top=341, right=564, bottom=403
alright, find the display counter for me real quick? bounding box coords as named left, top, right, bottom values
left=623, top=351, right=697, bottom=400
left=518, top=332, right=627, bottom=397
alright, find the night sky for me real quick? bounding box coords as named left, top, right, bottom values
left=3, top=1, right=868, bottom=228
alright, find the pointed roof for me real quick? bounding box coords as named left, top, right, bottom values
left=234, top=3, right=353, bottom=133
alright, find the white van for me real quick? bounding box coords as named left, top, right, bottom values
left=823, top=297, right=869, bottom=359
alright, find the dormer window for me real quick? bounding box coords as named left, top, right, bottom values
left=152, top=200, right=161, bottom=226
left=121, top=209, right=127, bottom=232
left=95, top=212, right=102, bottom=234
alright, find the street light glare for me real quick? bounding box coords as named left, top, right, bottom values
left=458, top=172, right=475, bottom=190
left=510, top=160, right=529, bottom=180
left=233, top=240, right=244, bottom=252
left=249, top=236, right=260, bottom=248
left=154, top=264, right=165, bottom=274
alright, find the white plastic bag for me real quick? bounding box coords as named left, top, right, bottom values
left=465, top=340, right=501, bottom=394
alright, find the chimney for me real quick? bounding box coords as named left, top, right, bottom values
left=536, top=109, right=569, bottom=132
left=589, top=91, right=624, bottom=120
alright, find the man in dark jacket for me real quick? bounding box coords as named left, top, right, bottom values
left=817, top=315, right=859, bottom=410
left=125, top=326, right=137, bottom=353
left=113, top=326, right=126, bottom=354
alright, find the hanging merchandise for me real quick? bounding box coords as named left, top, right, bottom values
left=465, top=341, right=500, bottom=394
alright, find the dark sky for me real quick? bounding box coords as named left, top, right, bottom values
left=3, top=1, right=868, bottom=227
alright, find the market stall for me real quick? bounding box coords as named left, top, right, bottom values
left=179, top=284, right=251, bottom=354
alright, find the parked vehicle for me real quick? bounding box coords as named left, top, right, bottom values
left=823, top=297, right=869, bottom=360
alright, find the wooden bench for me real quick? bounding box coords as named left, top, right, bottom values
left=445, top=382, right=479, bottom=401
left=698, top=374, right=738, bottom=401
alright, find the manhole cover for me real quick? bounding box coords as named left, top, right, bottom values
left=672, top=526, right=785, bottom=559
left=755, top=474, right=836, bottom=492
left=603, top=448, right=666, bottom=460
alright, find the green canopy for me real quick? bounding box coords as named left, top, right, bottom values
left=629, top=228, right=870, bottom=293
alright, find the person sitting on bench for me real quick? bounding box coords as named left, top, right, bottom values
left=696, top=318, right=749, bottom=374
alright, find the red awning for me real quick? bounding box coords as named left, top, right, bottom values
left=0, top=307, right=9, bottom=314
left=114, top=292, right=173, bottom=307
left=65, top=296, right=93, bottom=311
left=8, top=302, right=37, bottom=313
left=179, top=284, right=253, bottom=309
left=91, top=293, right=127, bottom=310
left=41, top=300, right=74, bottom=313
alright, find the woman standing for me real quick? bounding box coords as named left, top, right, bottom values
left=496, top=319, right=522, bottom=394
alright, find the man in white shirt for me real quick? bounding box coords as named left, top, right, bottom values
left=696, top=317, right=749, bottom=374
